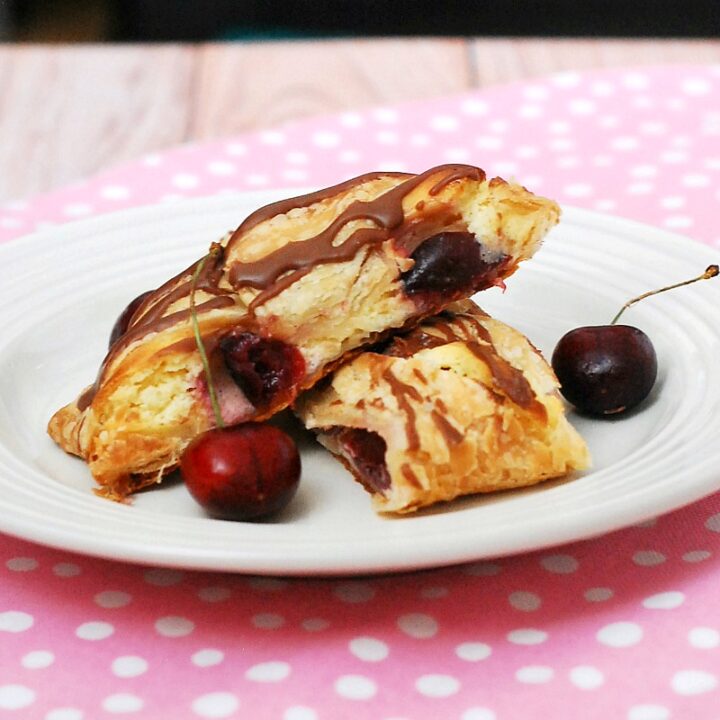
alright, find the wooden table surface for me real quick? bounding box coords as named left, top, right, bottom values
left=1, top=38, right=719, bottom=204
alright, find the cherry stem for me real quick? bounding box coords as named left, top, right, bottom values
left=611, top=264, right=719, bottom=326
left=191, top=243, right=225, bottom=428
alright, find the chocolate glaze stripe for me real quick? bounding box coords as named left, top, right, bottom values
left=226, top=164, right=487, bottom=306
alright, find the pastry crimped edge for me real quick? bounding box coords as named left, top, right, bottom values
left=295, top=301, right=590, bottom=514
left=47, top=164, right=560, bottom=500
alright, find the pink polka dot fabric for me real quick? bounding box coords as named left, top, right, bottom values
left=1, top=65, right=720, bottom=719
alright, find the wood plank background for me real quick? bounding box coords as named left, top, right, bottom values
left=1, top=39, right=718, bottom=203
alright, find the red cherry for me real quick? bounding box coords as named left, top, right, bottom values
left=180, top=424, right=300, bottom=521
left=551, top=325, right=657, bottom=416
left=109, top=290, right=152, bottom=348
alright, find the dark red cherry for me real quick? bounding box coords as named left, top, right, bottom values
left=180, top=423, right=300, bottom=521
left=551, top=325, right=657, bottom=416
left=401, top=232, right=505, bottom=296
left=109, top=290, right=152, bottom=348
left=219, top=331, right=305, bottom=410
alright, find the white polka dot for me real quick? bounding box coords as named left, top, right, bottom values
left=259, top=130, right=286, bottom=145
left=76, top=621, right=114, bottom=640
left=192, top=692, right=239, bottom=718
left=100, top=185, right=130, bottom=201
left=682, top=78, right=711, bottom=95
left=455, top=642, right=492, bottom=661
left=488, top=119, right=508, bottom=133
left=338, top=149, right=360, bottom=163
left=282, top=169, right=308, bottom=183
left=245, top=174, right=268, bottom=186
left=594, top=199, right=617, bottom=212
left=420, top=586, right=449, bottom=599
left=493, top=161, right=518, bottom=176
left=556, top=156, right=580, bottom=169
left=45, top=709, right=84, bottom=720
left=349, top=637, right=389, bottom=662
left=661, top=150, right=688, bottom=164
left=334, top=675, right=377, bottom=700
left=21, top=650, right=54, bottom=669
left=627, top=704, right=670, bottom=720
left=550, top=138, right=575, bottom=152
left=415, top=674, right=460, bottom=697
left=627, top=182, right=654, bottom=195
left=552, top=71, right=581, bottom=88
left=53, top=562, right=80, bottom=577
left=192, top=649, right=225, bottom=667
left=301, top=617, right=328, bottom=632
left=95, top=590, right=132, bottom=609
left=630, top=164, right=658, bottom=178
left=397, top=613, right=438, bottom=639
left=111, top=656, right=148, bottom=678
left=593, top=155, right=614, bottom=167
left=682, top=173, right=711, bottom=187
left=155, top=616, right=194, bottom=637
left=63, top=203, right=93, bottom=217
left=540, top=554, right=578, bottom=574
left=283, top=707, right=317, bottom=720
left=642, top=591, right=685, bottom=610
left=671, top=669, right=718, bottom=695
left=569, top=99, right=596, bottom=115
left=246, top=661, right=291, bottom=683
left=462, top=709, right=496, bottom=720
left=569, top=665, right=604, bottom=690
left=334, top=582, right=375, bottom=603
left=103, top=694, right=143, bottom=714
left=706, top=512, right=720, bottom=532
left=523, top=85, right=549, bottom=100
left=376, top=130, right=399, bottom=145
left=340, top=112, right=364, bottom=128
left=611, top=136, right=639, bottom=151
left=252, top=613, right=284, bottom=630
left=0, top=216, right=23, bottom=229
left=597, top=621, right=643, bottom=647
left=443, top=148, right=471, bottom=162
left=515, top=145, right=539, bottom=159
left=0, top=611, right=33, bottom=633
left=663, top=216, right=694, bottom=229
left=563, top=183, right=593, bottom=198
left=312, top=131, right=341, bottom=148
left=460, top=98, right=488, bottom=115
left=285, top=151, right=308, bottom=165
left=430, top=115, right=459, bottom=132
left=516, top=666, right=554, bottom=684
left=143, top=568, right=184, bottom=586
left=198, top=586, right=231, bottom=603
left=633, top=551, right=666, bottom=566
left=463, top=562, right=501, bottom=576
left=409, top=133, right=429, bottom=147
left=660, top=196, right=685, bottom=209
left=688, top=627, right=720, bottom=649
left=225, top=142, right=246, bottom=156
left=509, top=591, right=541, bottom=612
left=683, top=550, right=712, bottom=563
left=519, top=104, right=543, bottom=119
left=0, top=685, right=35, bottom=710
left=142, top=153, right=163, bottom=165
left=475, top=136, right=503, bottom=151
left=584, top=587, right=613, bottom=602
left=591, top=81, right=616, bottom=96
left=207, top=161, right=237, bottom=176
left=507, top=628, right=548, bottom=645
left=623, top=72, right=650, bottom=89
left=171, top=173, right=199, bottom=190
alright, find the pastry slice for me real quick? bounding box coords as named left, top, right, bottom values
left=295, top=301, right=590, bottom=513
left=48, top=164, right=560, bottom=500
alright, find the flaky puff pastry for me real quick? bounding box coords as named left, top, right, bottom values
left=48, top=164, right=560, bottom=500
left=296, top=301, right=590, bottom=514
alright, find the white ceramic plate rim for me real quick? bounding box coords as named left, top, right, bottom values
left=1, top=190, right=719, bottom=576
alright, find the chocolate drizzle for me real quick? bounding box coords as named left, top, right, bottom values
left=226, top=164, right=486, bottom=308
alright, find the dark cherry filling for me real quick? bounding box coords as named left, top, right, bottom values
left=220, top=331, right=306, bottom=410
left=108, top=290, right=153, bottom=348
left=338, top=428, right=391, bottom=494
left=400, top=232, right=507, bottom=302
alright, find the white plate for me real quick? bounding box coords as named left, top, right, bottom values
left=1, top=191, right=719, bottom=576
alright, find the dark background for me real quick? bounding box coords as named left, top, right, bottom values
left=4, top=0, right=720, bottom=42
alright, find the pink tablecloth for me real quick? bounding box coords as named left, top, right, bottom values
left=2, top=65, right=720, bottom=720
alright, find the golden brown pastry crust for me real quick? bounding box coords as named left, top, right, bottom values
left=295, top=301, right=590, bottom=514
left=47, top=165, right=560, bottom=499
